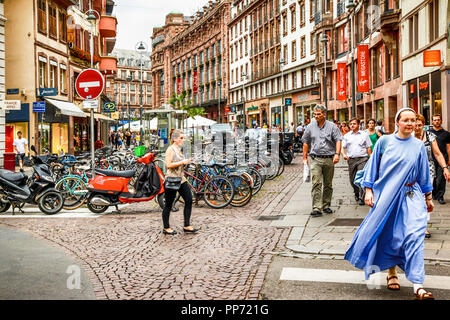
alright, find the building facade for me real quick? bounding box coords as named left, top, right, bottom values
left=4, top=0, right=117, bottom=156
left=0, top=0, right=6, bottom=167
left=108, top=48, right=152, bottom=127
left=401, top=0, right=449, bottom=129
left=150, top=0, right=231, bottom=122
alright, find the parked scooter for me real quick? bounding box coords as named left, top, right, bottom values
left=0, top=146, right=64, bottom=215
left=85, top=151, right=167, bottom=213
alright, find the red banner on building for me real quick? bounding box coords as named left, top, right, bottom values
left=176, top=77, right=181, bottom=95
left=193, top=71, right=198, bottom=95
left=357, top=45, right=370, bottom=92
left=337, top=63, right=347, bottom=101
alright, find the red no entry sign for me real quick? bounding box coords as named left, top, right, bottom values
left=75, top=69, right=105, bottom=100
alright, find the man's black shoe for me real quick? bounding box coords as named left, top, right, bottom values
left=310, top=210, right=322, bottom=217
left=358, top=199, right=365, bottom=206
left=323, top=208, right=333, bottom=214
left=438, top=199, right=446, bottom=205
left=355, top=195, right=359, bottom=202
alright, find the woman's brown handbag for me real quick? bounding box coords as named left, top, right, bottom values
left=164, top=177, right=182, bottom=191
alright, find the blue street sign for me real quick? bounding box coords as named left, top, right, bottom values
left=103, top=101, right=116, bottom=113
left=285, top=98, right=292, bottom=106
left=36, top=88, right=57, bottom=97
left=7, top=88, right=19, bottom=95
left=33, top=101, right=46, bottom=112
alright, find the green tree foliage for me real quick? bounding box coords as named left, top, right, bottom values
left=169, top=91, right=205, bottom=119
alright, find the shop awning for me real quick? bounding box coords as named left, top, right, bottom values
left=84, top=112, right=115, bottom=122
left=45, top=98, right=86, bottom=118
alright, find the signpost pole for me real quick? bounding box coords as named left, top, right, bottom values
left=89, top=7, right=96, bottom=176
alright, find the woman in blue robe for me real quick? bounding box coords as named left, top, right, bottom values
left=345, top=108, right=435, bottom=300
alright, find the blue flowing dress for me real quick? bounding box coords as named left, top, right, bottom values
left=345, top=134, right=433, bottom=283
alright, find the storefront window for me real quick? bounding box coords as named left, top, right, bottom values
left=431, top=71, right=441, bottom=117
left=419, top=74, right=430, bottom=125
left=51, top=123, right=68, bottom=155
left=74, top=123, right=89, bottom=153
left=39, top=123, right=50, bottom=154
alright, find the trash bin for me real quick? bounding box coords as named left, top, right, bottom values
left=3, top=152, right=16, bottom=172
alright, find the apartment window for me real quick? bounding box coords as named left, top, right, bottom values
left=38, top=0, right=47, bottom=33
left=130, top=94, right=135, bottom=104
left=385, top=44, right=392, bottom=82
left=337, top=24, right=348, bottom=54
left=121, top=94, right=126, bottom=103
left=292, top=72, right=297, bottom=89
left=408, top=13, right=418, bottom=53
left=291, top=7, right=296, bottom=31
left=147, top=95, right=152, bottom=104
left=39, top=57, right=47, bottom=88
left=48, top=5, right=57, bottom=38
left=283, top=45, right=288, bottom=62
left=130, top=84, right=135, bottom=92
left=244, top=37, right=248, bottom=56
left=311, top=33, right=316, bottom=54
left=373, top=45, right=383, bottom=86
left=49, top=61, right=57, bottom=89
left=300, top=36, right=306, bottom=58
left=393, top=32, right=399, bottom=78
left=147, top=72, right=151, bottom=81
left=282, top=13, right=287, bottom=35
left=429, top=0, right=439, bottom=42
left=291, top=41, right=297, bottom=62
left=59, top=12, right=67, bottom=42
left=310, top=0, right=315, bottom=20
left=59, top=65, right=66, bottom=93
left=240, top=40, right=243, bottom=58
left=230, top=45, right=233, bottom=61
left=300, top=3, right=305, bottom=26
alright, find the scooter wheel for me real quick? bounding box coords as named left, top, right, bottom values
left=0, top=201, right=11, bottom=213
left=38, top=191, right=64, bottom=215
left=87, top=196, right=109, bottom=214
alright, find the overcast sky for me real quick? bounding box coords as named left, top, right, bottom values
left=114, top=0, right=209, bottom=52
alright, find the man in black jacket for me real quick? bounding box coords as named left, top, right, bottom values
left=429, top=114, right=450, bottom=204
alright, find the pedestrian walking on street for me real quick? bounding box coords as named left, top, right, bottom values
left=365, top=118, right=382, bottom=152
left=302, top=104, right=343, bottom=217
left=414, top=114, right=450, bottom=238
left=341, top=118, right=372, bottom=206
left=345, top=107, right=435, bottom=300
left=428, top=114, right=450, bottom=205
left=340, top=121, right=350, bottom=136
left=13, top=131, right=28, bottom=171
left=125, top=130, right=132, bottom=149
left=162, top=129, right=198, bottom=235
left=375, top=120, right=387, bottom=135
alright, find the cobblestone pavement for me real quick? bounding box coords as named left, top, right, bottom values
left=0, top=157, right=304, bottom=300
left=275, top=160, right=450, bottom=264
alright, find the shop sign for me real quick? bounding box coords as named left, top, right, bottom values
left=32, top=101, right=45, bottom=112
left=296, top=93, right=308, bottom=101
left=285, top=98, right=292, bottom=106
left=357, top=45, right=370, bottom=92
left=36, top=88, right=57, bottom=97
left=423, top=50, right=441, bottom=67
left=311, top=90, right=320, bottom=96
left=410, top=84, right=415, bottom=94
left=193, top=71, right=198, bottom=94
left=103, top=101, right=116, bottom=113
left=225, top=106, right=230, bottom=113
left=337, top=63, right=347, bottom=101
left=110, top=112, right=119, bottom=120
left=419, top=81, right=429, bottom=91
left=176, top=77, right=181, bottom=95
left=248, top=106, right=258, bottom=111
left=0, top=100, right=22, bottom=110
left=229, top=114, right=237, bottom=122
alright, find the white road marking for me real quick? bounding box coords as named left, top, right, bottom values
left=0, top=204, right=132, bottom=218
left=280, top=267, right=450, bottom=291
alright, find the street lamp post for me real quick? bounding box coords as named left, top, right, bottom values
left=241, top=72, right=247, bottom=130
left=136, top=41, right=148, bottom=146
left=321, top=33, right=328, bottom=113
left=87, top=6, right=99, bottom=175
left=126, top=76, right=132, bottom=132
left=279, top=58, right=285, bottom=131
left=347, top=0, right=357, bottom=118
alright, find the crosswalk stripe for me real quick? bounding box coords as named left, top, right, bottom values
left=280, top=267, right=450, bottom=291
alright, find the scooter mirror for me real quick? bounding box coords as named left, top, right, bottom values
left=31, top=145, right=36, bottom=153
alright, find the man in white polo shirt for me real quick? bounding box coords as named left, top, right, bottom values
left=13, top=131, right=28, bottom=171
left=341, top=118, right=372, bottom=205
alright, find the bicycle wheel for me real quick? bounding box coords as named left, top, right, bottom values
left=55, top=176, right=88, bottom=210
left=229, top=174, right=253, bottom=207
left=203, top=176, right=234, bottom=209
left=248, top=168, right=263, bottom=195
left=277, top=157, right=285, bottom=176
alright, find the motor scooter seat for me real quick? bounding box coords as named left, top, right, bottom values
left=0, top=169, right=28, bottom=183
left=95, top=169, right=136, bottom=178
